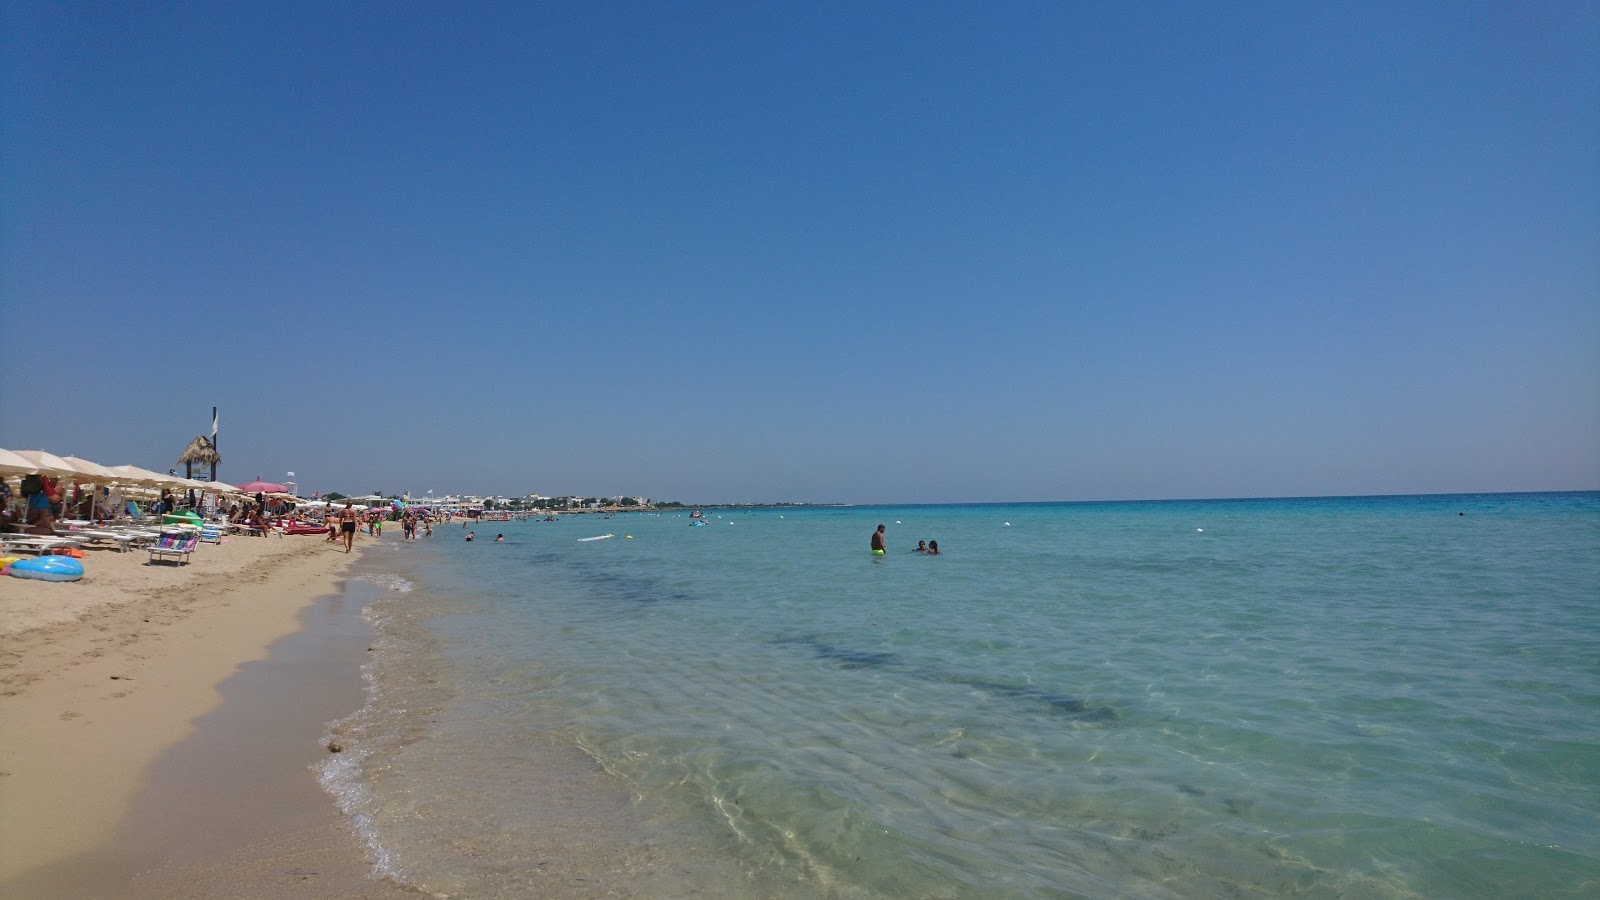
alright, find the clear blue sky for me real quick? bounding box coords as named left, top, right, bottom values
left=4, top=1, right=1596, bottom=503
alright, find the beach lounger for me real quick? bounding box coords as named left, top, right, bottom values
left=97, top=526, right=160, bottom=545
left=74, top=530, right=140, bottom=552
left=147, top=531, right=198, bottom=565
left=2, top=537, right=83, bottom=556
left=198, top=525, right=223, bottom=545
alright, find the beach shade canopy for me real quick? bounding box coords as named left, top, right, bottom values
left=109, top=464, right=175, bottom=486
left=203, top=480, right=242, bottom=495
left=13, top=450, right=88, bottom=479
left=0, top=447, right=40, bottom=475
left=237, top=478, right=289, bottom=494
left=61, top=456, right=120, bottom=482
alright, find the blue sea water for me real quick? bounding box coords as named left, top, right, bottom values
left=321, top=494, right=1600, bottom=898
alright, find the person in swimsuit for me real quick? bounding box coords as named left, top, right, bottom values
left=927, top=540, right=940, bottom=555
left=340, top=501, right=357, bottom=553
left=915, top=540, right=927, bottom=553
left=871, top=524, right=886, bottom=555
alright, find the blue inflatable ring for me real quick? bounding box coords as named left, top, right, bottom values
left=9, top=555, right=85, bottom=582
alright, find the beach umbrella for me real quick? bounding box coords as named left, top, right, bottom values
left=12, top=451, right=106, bottom=519
left=60, top=456, right=121, bottom=519
left=12, top=450, right=79, bottom=479
left=61, top=456, right=119, bottom=481
left=237, top=478, right=289, bottom=494
left=0, top=447, right=39, bottom=475
left=109, top=464, right=174, bottom=486
left=203, top=480, right=242, bottom=495
left=0, top=450, right=34, bottom=513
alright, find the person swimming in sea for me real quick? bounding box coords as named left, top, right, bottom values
left=465, top=531, right=475, bottom=542
left=495, top=534, right=504, bottom=542
left=927, top=540, right=940, bottom=555
left=914, top=540, right=927, bottom=553
left=871, top=524, right=886, bottom=556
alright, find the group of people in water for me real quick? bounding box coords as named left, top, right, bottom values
left=870, top=524, right=939, bottom=556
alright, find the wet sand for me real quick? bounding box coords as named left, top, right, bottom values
left=0, top=528, right=413, bottom=897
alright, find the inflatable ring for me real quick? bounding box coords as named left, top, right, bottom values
left=9, top=555, right=85, bottom=582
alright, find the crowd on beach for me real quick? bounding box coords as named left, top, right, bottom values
left=2, top=466, right=471, bottom=561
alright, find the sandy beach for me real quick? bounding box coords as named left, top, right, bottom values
left=0, top=528, right=412, bottom=897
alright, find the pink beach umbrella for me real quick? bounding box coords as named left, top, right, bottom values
left=236, top=477, right=290, bottom=494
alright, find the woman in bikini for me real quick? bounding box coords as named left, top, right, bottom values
left=340, top=501, right=358, bottom=553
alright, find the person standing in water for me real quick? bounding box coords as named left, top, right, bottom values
left=871, top=524, right=886, bottom=556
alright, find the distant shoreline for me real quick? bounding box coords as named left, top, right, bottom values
left=521, top=490, right=1597, bottom=514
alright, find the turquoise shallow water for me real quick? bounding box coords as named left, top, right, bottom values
left=321, top=494, right=1600, bottom=898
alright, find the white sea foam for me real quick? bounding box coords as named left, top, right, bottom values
left=354, top=572, right=413, bottom=592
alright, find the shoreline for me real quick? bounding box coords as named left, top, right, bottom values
left=0, top=528, right=407, bottom=896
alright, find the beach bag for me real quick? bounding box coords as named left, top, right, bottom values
left=21, top=473, right=43, bottom=497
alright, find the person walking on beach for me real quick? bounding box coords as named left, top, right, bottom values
left=871, top=524, right=887, bottom=556
left=339, top=501, right=357, bottom=553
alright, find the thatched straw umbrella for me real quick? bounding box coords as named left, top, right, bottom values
left=175, top=435, right=223, bottom=508
left=175, top=435, right=222, bottom=480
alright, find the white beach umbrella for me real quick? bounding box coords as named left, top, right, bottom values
left=10, top=451, right=109, bottom=519
left=0, top=449, right=38, bottom=512
left=0, top=447, right=39, bottom=475
left=108, top=464, right=172, bottom=486
left=61, top=456, right=120, bottom=481
left=13, top=450, right=80, bottom=479
left=60, top=456, right=122, bottom=519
